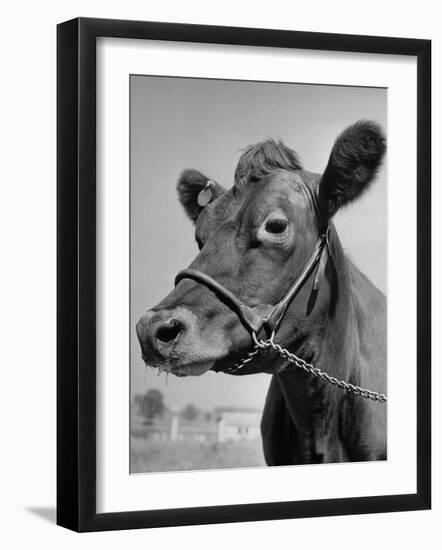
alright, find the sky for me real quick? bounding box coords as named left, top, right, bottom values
left=130, top=75, right=387, bottom=411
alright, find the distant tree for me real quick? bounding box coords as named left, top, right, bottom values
left=181, top=403, right=199, bottom=421
left=141, top=389, right=165, bottom=419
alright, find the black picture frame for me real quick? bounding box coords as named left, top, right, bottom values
left=57, top=17, right=431, bottom=532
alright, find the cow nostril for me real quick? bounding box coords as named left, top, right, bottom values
left=155, top=319, right=184, bottom=344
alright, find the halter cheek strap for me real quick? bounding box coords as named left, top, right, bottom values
left=174, top=228, right=330, bottom=338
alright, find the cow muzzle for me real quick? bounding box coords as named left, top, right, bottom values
left=136, top=306, right=229, bottom=376
left=136, top=309, right=189, bottom=360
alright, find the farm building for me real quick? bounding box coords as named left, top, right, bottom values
left=131, top=407, right=262, bottom=443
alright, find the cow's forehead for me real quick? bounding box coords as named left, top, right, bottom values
left=197, top=169, right=320, bottom=237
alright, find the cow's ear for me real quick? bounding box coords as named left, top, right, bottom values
left=318, top=121, right=386, bottom=219
left=177, top=169, right=227, bottom=223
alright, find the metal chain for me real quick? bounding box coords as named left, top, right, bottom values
left=227, top=334, right=387, bottom=403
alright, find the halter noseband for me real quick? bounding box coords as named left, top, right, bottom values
left=174, top=227, right=330, bottom=340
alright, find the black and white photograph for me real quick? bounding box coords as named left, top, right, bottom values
left=0, top=1, right=436, bottom=544
left=131, top=75, right=387, bottom=473
left=54, top=16, right=431, bottom=534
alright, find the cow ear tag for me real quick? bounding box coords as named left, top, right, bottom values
left=197, top=180, right=214, bottom=207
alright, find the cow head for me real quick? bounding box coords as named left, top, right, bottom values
left=136, top=121, right=385, bottom=376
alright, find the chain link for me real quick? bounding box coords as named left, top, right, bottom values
left=227, top=334, right=387, bottom=403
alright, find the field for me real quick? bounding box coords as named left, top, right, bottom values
left=130, top=436, right=266, bottom=473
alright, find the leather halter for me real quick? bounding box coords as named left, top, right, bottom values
left=173, top=227, right=387, bottom=403
left=174, top=227, right=330, bottom=339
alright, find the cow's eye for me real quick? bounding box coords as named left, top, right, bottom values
left=257, top=211, right=291, bottom=247
left=265, top=218, right=288, bottom=234
left=195, top=236, right=204, bottom=250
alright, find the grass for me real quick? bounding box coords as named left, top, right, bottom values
left=130, top=436, right=266, bottom=473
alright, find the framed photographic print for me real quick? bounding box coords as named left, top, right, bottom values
left=57, top=17, right=431, bottom=532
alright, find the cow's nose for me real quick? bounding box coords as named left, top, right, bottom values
left=136, top=310, right=188, bottom=360
left=155, top=318, right=185, bottom=344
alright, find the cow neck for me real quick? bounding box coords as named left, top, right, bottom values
left=276, top=229, right=358, bottom=431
